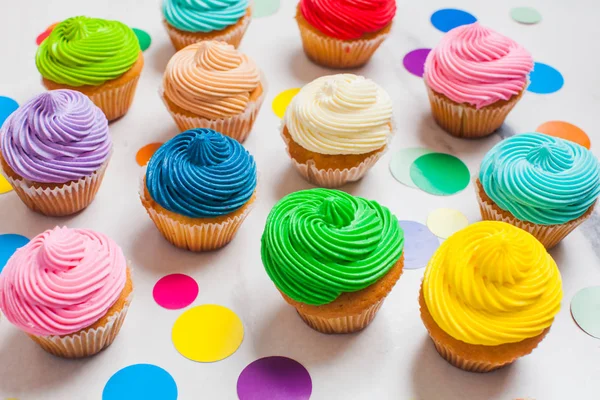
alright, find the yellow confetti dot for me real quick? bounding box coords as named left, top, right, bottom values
left=0, top=175, right=13, bottom=194
left=272, top=88, right=300, bottom=118
left=172, top=304, right=243, bottom=363
left=426, top=208, right=469, bottom=239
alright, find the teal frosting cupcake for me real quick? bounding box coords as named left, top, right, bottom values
left=163, top=0, right=249, bottom=32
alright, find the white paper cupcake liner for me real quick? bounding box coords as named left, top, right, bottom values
left=296, top=298, right=384, bottom=334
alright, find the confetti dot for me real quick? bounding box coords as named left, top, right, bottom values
left=403, top=48, right=431, bottom=77
left=528, top=62, right=564, bottom=94
left=102, top=364, right=178, bottom=400
left=389, top=147, right=435, bottom=188
left=132, top=28, right=152, bottom=52
left=237, top=356, right=312, bottom=400
left=571, top=286, right=600, bottom=339
left=427, top=208, right=469, bottom=239
left=0, top=96, right=19, bottom=127
left=136, top=143, right=163, bottom=166
left=172, top=304, right=244, bottom=363
left=272, top=88, right=300, bottom=118
left=253, top=0, right=280, bottom=18
left=536, top=121, right=591, bottom=149
left=153, top=273, right=199, bottom=310
left=431, top=9, right=477, bottom=33
left=409, top=153, right=470, bottom=196
left=398, top=220, right=440, bottom=270
left=0, top=234, right=29, bottom=273
left=0, top=175, right=13, bottom=195
left=510, top=7, right=542, bottom=24
left=35, top=22, right=59, bottom=45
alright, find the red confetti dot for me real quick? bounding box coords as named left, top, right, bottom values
left=36, top=29, right=53, bottom=45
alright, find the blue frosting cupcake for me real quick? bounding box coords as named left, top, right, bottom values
left=476, top=132, right=600, bottom=248
left=141, top=128, right=257, bottom=251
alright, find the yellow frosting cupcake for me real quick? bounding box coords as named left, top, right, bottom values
left=419, top=221, right=562, bottom=372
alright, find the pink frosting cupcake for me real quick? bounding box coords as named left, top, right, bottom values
left=0, top=227, right=133, bottom=358
left=423, top=23, right=533, bottom=138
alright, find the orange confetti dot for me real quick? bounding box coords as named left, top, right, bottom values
left=136, top=143, right=164, bottom=166
left=47, top=22, right=59, bottom=30
left=536, top=121, right=591, bottom=149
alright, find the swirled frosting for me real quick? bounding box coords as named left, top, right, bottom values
left=0, top=227, right=127, bottom=336
left=284, top=74, right=393, bottom=155
left=480, top=133, right=600, bottom=225
left=0, top=90, right=111, bottom=183
left=163, top=41, right=261, bottom=119
left=423, top=221, right=562, bottom=346
left=261, top=189, right=404, bottom=305
left=36, top=16, right=140, bottom=87
left=299, top=0, right=396, bottom=40
left=146, top=128, right=257, bottom=218
left=424, top=23, right=533, bottom=109
left=163, top=0, right=248, bottom=32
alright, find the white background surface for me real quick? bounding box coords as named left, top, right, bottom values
left=1, top=0, right=600, bottom=399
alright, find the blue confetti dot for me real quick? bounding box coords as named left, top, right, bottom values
left=0, top=96, right=18, bottom=128
left=0, top=234, right=30, bottom=273
left=431, top=9, right=477, bottom=33
left=103, top=364, right=178, bottom=400
left=528, top=62, right=564, bottom=94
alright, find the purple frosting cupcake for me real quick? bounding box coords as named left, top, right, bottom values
left=0, top=90, right=112, bottom=216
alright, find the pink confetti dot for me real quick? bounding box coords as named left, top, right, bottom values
left=153, top=274, right=199, bottom=310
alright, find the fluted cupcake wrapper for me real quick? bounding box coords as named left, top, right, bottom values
left=159, top=76, right=267, bottom=143
left=297, top=21, right=389, bottom=69
left=0, top=159, right=110, bottom=217
left=475, top=179, right=594, bottom=249
left=28, top=290, right=133, bottom=359
left=163, top=12, right=251, bottom=50
left=295, top=298, right=384, bottom=334
left=425, top=84, right=523, bottom=139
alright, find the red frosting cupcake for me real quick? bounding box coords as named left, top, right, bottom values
left=296, top=0, right=396, bottom=68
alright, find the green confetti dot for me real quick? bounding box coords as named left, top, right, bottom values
left=409, top=153, right=470, bottom=196
left=571, top=286, right=600, bottom=339
left=253, top=0, right=280, bottom=18
left=132, top=28, right=152, bottom=51
left=389, top=147, right=435, bottom=188
left=510, top=7, right=542, bottom=24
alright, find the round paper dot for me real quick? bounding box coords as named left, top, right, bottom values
left=403, top=48, right=431, bottom=77
left=536, top=121, right=591, bottom=149
left=35, top=22, right=59, bottom=45
left=528, top=62, right=564, bottom=94
left=571, top=286, right=600, bottom=339
left=0, top=175, right=13, bottom=194
left=0, top=96, right=19, bottom=127
left=132, top=28, right=152, bottom=52
left=431, top=9, right=477, bottom=33
left=172, top=304, right=244, bottom=362
left=253, top=0, right=280, bottom=18
left=237, top=356, right=312, bottom=400
left=153, top=274, right=199, bottom=310
left=136, top=143, right=163, bottom=166
left=0, top=234, right=30, bottom=273
left=510, top=7, right=542, bottom=24
left=389, top=148, right=435, bottom=188
left=427, top=208, right=469, bottom=239
left=102, top=364, right=178, bottom=400
left=398, top=220, right=440, bottom=270
left=272, top=88, right=300, bottom=118
left=409, top=153, right=470, bottom=196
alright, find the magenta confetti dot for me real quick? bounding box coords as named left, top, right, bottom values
left=153, top=274, right=199, bottom=310
left=403, top=48, right=431, bottom=77
left=237, top=356, right=312, bottom=400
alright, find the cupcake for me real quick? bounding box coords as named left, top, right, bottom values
left=296, top=0, right=395, bottom=68
left=420, top=221, right=562, bottom=372
left=282, top=74, right=393, bottom=188
left=423, top=23, right=533, bottom=138
left=163, top=0, right=251, bottom=50
left=476, top=133, right=600, bottom=249
left=0, top=90, right=111, bottom=217
left=140, top=128, right=257, bottom=251
left=0, top=227, right=133, bottom=358
left=161, top=41, right=265, bottom=143
left=261, top=189, right=404, bottom=334
left=36, top=16, right=143, bottom=121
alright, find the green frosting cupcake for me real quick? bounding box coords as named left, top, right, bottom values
left=36, top=16, right=140, bottom=87
left=261, top=189, right=404, bottom=306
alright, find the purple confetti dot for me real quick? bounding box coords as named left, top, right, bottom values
left=237, top=356, right=312, bottom=400
left=399, top=220, right=440, bottom=270
left=403, top=48, right=431, bottom=78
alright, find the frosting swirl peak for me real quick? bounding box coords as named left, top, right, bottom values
left=163, top=0, right=248, bottom=33
left=0, top=90, right=111, bottom=183
left=0, top=227, right=127, bottom=336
